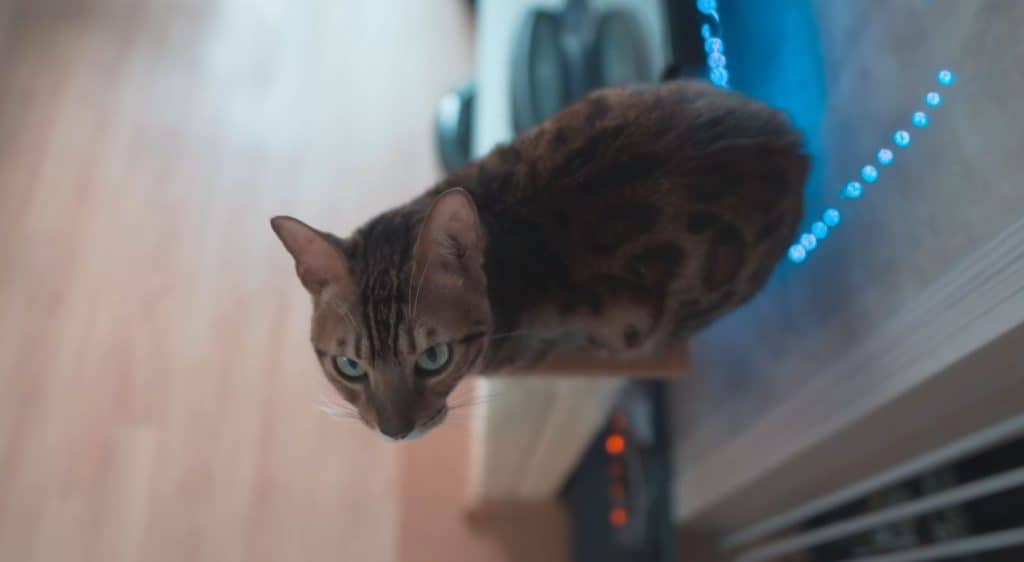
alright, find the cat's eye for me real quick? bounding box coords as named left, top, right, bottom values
left=332, top=356, right=367, bottom=381
left=415, top=343, right=451, bottom=376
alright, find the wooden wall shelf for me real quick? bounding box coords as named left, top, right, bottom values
left=483, top=344, right=690, bottom=380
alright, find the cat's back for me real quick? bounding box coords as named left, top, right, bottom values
left=470, top=80, right=808, bottom=357
left=439, top=80, right=806, bottom=222
left=493, top=80, right=807, bottom=266
left=518, top=80, right=806, bottom=204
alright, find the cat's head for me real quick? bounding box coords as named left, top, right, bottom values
left=271, top=188, right=491, bottom=441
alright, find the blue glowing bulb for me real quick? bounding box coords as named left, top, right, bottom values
left=843, top=181, right=864, bottom=199
left=701, top=23, right=712, bottom=39
left=811, top=221, right=829, bottom=240
left=788, top=244, right=807, bottom=264
left=800, top=233, right=817, bottom=251
left=823, top=208, right=841, bottom=227
left=937, top=69, right=955, bottom=86
left=707, top=52, right=726, bottom=68
left=861, top=165, right=879, bottom=183
left=710, top=66, right=729, bottom=87
left=893, top=130, right=911, bottom=148
left=697, top=0, right=718, bottom=15
left=877, top=148, right=894, bottom=166
left=912, top=111, right=929, bottom=128
left=925, top=92, right=942, bottom=107
left=704, top=37, right=724, bottom=54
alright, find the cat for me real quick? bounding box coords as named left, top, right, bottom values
left=271, top=80, right=808, bottom=440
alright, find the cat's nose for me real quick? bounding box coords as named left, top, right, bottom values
left=382, top=428, right=412, bottom=440
left=379, top=421, right=414, bottom=440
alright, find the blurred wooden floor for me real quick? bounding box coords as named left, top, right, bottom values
left=0, top=1, right=566, bottom=561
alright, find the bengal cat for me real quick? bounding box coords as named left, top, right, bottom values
left=271, top=80, right=808, bottom=440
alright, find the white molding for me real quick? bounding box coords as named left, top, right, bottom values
left=467, top=377, right=625, bottom=505
left=676, top=213, right=1024, bottom=523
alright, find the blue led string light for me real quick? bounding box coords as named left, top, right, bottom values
left=877, top=149, right=894, bottom=166
left=697, top=0, right=730, bottom=88
left=861, top=165, right=879, bottom=183
left=788, top=69, right=956, bottom=264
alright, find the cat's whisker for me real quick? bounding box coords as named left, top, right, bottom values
left=448, top=400, right=492, bottom=412
left=315, top=395, right=362, bottom=423
left=327, top=300, right=359, bottom=332
left=317, top=406, right=358, bottom=423
left=485, top=328, right=563, bottom=341
left=410, top=252, right=434, bottom=320
left=485, top=329, right=531, bottom=340
left=407, top=270, right=417, bottom=321
left=447, top=386, right=495, bottom=405
left=446, top=382, right=480, bottom=403
left=438, top=411, right=479, bottom=428
left=342, top=308, right=358, bottom=332
left=451, top=389, right=503, bottom=404
left=448, top=392, right=502, bottom=411
left=315, top=401, right=345, bottom=417
left=444, top=410, right=478, bottom=423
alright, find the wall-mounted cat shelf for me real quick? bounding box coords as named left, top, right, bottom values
left=486, top=344, right=689, bottom=379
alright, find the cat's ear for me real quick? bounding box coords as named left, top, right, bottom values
left=270, top=216, right=351, bottom=293
left=413, top=188, right=485, bottom=287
